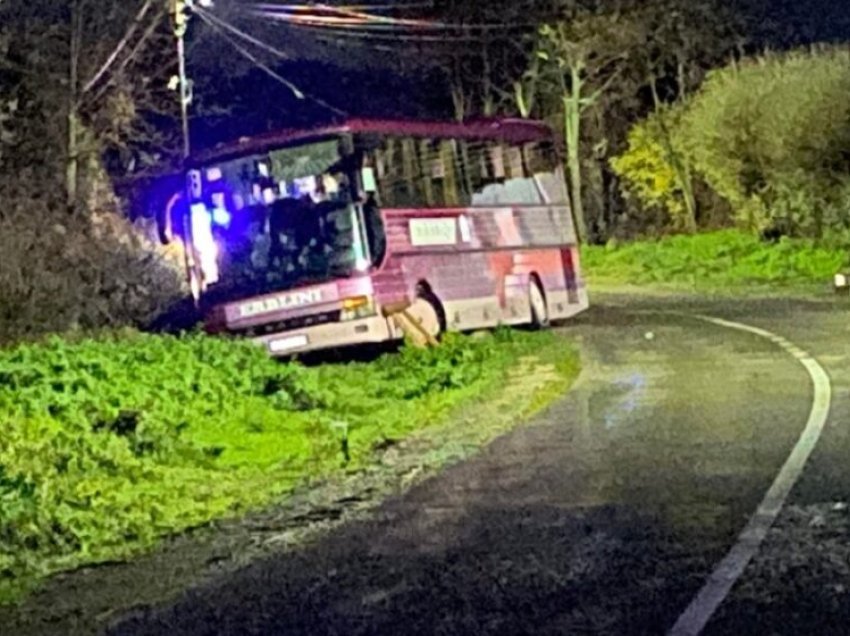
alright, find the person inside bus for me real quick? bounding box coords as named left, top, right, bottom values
left=362, top=191, right=386, bottom=266
left=268, top=196, right=299, bottom=268
left=350, top=155, right=386, bottom=267
left=313, top=173, right=352, bottom=267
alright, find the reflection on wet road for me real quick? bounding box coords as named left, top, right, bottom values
left=599, top=371, right=647, bottom=430
left=110, top=302, right=821, bottom=636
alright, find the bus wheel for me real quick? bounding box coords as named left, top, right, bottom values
left=529, top=279, right=549, bottom=329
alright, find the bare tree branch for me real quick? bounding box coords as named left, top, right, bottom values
left=81, top=0, right=154, bottom=95
left=86, top=6, right=168, bottom=107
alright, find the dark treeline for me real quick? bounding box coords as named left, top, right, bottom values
left=0, top=0, right=847, bottom=338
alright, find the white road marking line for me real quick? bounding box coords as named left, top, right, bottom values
left=668, top=314, right=832, bottom=636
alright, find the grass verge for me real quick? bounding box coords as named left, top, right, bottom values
left=0, top=328, right=579, bottom=605
left=583, top=230, right=847, bottom=295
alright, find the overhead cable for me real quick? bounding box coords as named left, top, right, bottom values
left=196, top=3, right=294, bottom=60
left=194, top=6, right=347, bottom=116
left=244, top=2, right=541, bottom=32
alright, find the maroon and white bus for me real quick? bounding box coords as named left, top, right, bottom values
left=168, top=118, right=588, bottom=355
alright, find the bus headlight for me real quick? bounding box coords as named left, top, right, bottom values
left=340, top=296, right=376, bottom=321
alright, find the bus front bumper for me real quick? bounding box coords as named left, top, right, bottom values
left=253, top=314, right=396, bottom=356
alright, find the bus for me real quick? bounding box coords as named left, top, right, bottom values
left=162, top=118, right=588, bottom=355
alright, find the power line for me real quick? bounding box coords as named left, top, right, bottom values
left=313, top=3, right=446, bottom=28
left=269, top=21, right=493, bottom=43
left=244, top=2, right=542, bottom=32
left=195, top=4, right=294, bottom=59
left=239, top=10, right=534, bottom=45
left=193, top=7, right=348, bottom=116
left=250, top=9, right=430, bottom=30
left=250, top=2, right=436, bottom=13
left=195, top=9, right=301, bottom=94
left=197, top=6, right=483, bottom=63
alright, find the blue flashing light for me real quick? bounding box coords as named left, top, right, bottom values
left=190, top=202, right=210, bottom=225
left=212, top=206, right=232, bottom=227
left=190, top=202, right=220, bottom=285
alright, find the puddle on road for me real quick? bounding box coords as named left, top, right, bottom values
left=593, top=371, right=649, bottom=430
left=563, top=318, right=811, bottom=543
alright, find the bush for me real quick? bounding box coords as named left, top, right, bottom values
left=0, top=333, right=310, bottom=596
left=681, top=48, right=850, bottom=236
left=583, top=229, right=848, bottom=288
left=611, top=107, right=695, bottom=230
left=0, top=329, right=572, bottom=602
left=613, top=47, right=850, bottom=240
left=0, top=179, right=186, bottom=343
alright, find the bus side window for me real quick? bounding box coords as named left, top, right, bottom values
left=372, top=137, right=410, bottom=208
left=523, top=140, right=559, bottom=176
left=465, top=142, right=512, bottom=205
left=370, top=136, right=435, bottom=209
left=523, top=140, right=567, bottom=205
left=401, top=137, right=423, bottom=207
left=371, top=137, right=541, bottom=209
left=381, top=137, right=472, bottom=209
left=429, top=139, right=463, bottom=207
left=505, top=145, right=524, bottom=180
left=456, top=140, right=475, bottom=203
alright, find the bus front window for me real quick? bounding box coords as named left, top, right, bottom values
left=187, top=139, right=376, bottom=304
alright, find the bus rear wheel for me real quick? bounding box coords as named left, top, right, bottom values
left=529, top=279, right=549, bottom=329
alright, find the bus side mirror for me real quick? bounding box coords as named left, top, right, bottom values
left=157, top=191, right=183, bottom=245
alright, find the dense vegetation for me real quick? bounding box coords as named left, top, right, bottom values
left=0, top=329, right=578, bottom=604
left=583, top=231, right=847, bottom=290
left=613, top=49, right=850, bottom=242
left=0, top=193, right=186, bottom=343
left=0, top=1, right=847, bottom=337
left=0, top=0, right=187, bottom=342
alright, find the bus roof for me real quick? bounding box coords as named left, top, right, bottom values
left=190, top=117, right=554, bottom=166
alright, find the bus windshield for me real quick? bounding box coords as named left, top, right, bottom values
left=187, top=137, right=373, bottom=304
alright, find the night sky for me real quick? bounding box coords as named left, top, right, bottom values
left=186, top=0, right=850, bottom=153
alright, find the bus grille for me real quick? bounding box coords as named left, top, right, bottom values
left=231, top=310, right=341, bottom=338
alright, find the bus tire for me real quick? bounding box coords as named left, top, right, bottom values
left=529, top=278, right=549, bottom=329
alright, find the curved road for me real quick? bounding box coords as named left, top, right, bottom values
left=6, top=294, right=850, bottom=635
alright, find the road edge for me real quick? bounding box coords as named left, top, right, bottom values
left=668, top=315, right=832, bottom=636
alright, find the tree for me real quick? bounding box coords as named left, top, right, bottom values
left=515, top=0, right=751, bottom=241
left=610, top=104, right=695, bottom=231
left=0, top=1, right=186, bottom=339
left=614, top=47, right=850, bottom=240
left=535, top=10, right=644, bottom=242
left=1, top=0, right=180, bottom=213
left=631, top=0, right=745, bottom=233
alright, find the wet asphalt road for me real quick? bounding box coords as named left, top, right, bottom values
left=101, top=294, right=850, bottom=636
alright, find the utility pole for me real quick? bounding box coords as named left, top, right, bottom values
left=170, top=0, right=200, bottom=301
left=67, top=0, right=82, bottom=213
left=171, top=0, right=192, bottom=160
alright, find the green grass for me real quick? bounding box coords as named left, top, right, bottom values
left=583, top=230, right=848, bottom=293
left=0, top=328, right=579, bottom=604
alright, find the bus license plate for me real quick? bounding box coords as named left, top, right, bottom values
left=268, top=335, right=309, bottom=354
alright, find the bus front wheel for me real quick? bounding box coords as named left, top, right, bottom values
left=529, top=279, right=549, bottom=329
